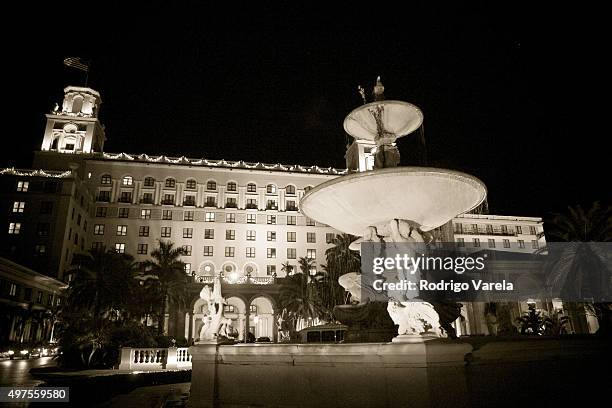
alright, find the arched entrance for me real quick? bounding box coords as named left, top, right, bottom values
left=248, top=296, right=275, bottom=341
left=190, top=295, right=247, bottom=342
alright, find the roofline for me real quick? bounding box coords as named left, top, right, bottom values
left=455, top=213, right=543, bottom=222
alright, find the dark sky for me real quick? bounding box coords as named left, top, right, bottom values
left=2, top=10, right=608, bottom=219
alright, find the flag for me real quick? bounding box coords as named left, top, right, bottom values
left=63, top=57, right=89, bottom=72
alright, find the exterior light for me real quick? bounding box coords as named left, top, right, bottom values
left=20, top=350, right=29, bottom=355
left=8, top=350, right=14, bottom=355
left=230, top=271, right=238, bottom=282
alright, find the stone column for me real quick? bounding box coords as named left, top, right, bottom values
left=244, top=300, right=251, bottom=343
left=272, top=310, right=278, bottom=342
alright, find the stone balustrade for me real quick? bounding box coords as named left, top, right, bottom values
left=118, top=347, right=191, bottom=371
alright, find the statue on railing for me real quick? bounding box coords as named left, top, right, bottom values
left=198, top=274, right=234, bottom=342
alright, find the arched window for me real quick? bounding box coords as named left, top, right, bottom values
left=144, top=177, right=155, bottom=187
left=101, top=174, right=112, bottom=185
left=72, top=96, right=83, bottom=113
left=227, top=182, right=237, bottom=192
left=266, top=184, right=277, bottom=194
left=285, top=185, right=296, bottom=195
left=206, top=180, right=217, bottom=190
left=247, top=183, right=257, bottom=193
left=186, top=179, right=197, bottom=189
left=165, top=178, right=176, bottom=188
left=51, top=138, right=59, bottom=150
left=122, top=176, right=133, bottom=186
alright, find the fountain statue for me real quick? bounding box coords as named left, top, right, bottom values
left=198, top=274, right=234, bottom=342
left=301, top=77, right=487, bottom=342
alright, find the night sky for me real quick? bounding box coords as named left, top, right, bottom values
left=2, top=11, right=607, bottom=220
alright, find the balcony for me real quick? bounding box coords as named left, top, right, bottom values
left=183, top=199, right=196, bottom=207
left=140, top=198, right=154, bottom=204
left=286, top=205, right=298, bottom=211
left=266, top=204, right=278, bottom=210
left=245, top=203, right=258, bottom=210
left=161, top=199, right=175, bottom=205
left=225, top=202, right=238, bottom=209
left=194, top=275, right=275, bottom=285
left=96, top=195, right=110, bottom=202
left=118, top=197, right=133, bottom=203
left=455, top=230, right=517, bottom=237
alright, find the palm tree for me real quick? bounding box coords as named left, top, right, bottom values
left=140, top=240, right=188, bottom=335
left=281, top=262, right=294, bottom=276
left=544, top=201, right=612, bottom=336
left=324, top=233, right=361, bottom=309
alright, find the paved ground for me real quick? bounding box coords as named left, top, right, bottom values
left=0, top=356, right=55, bottom=387
left=93, top=382, right=190, bottom=408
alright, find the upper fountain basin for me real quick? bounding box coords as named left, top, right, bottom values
left=300, top=167, right=487, bottom=235
left=343, top=100, right=424, bottom=142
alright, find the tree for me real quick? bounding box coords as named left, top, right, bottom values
left=544, top=201, right=612, bottom=336
left=323, top=234, right=361, bottom=310
left=140, top=240, right=188, bottom=335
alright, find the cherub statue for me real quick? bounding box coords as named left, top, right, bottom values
left=198, top=274, right=230, bottom=342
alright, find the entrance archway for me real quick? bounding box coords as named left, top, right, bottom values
left=249, top=296, right=275, bottom=340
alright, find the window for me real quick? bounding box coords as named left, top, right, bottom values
left=144, top=177, right=155, bottom=187
left=457, top=238, right=465, bottom=247
left=141, top=192, right=153, bottom=204
left=247, top=214, right=256, bottom=224
left=307, top=249, right=316, bottom=260
left=227, top=182, right=237, bottom=191
left=267, top=215, right=276, bottom=225
left=247, top=183, right=257, bottom=192
left=486, top=225, right=493, bottom=234
left=326, top=233, right=335, bottom=244
left=266, top=184, right=277, bottom=194
left=287, top=216, right=296, bottom=225
left=12, top=201, right=25, bottom=213
left=286, top=185, right=295, bottom=195
left=162, top=210, right=173, bottom=220
left=184, top=263, right=191, bottom=274
left=35, top=244, right=46, bottom=255
left=503, top=239, right=510, bottom=248
left=184, top=210, right=194, bottom=221
left=162, top=194, right=175, bottom=205
left=226, top=197, right=237, bottom=208
left=186, top=179, right=197, bottom=189
left=161, top=227, right=172, bottom=237
left=139, top=226, right=149, bottom=237
left=516, top=226, right=523, bottom=234
left=247, top=230, right=256, bottom=241
left=137, top=243, right=148, bottom=254
left=8, top=223, right=21, bottom=234
left=115, top=243, right=126, bottom=253
left=286, top=200, right=297, bottom=211
left=16, top=180, right=29, bottom=192
left=267, top=248, right=276, bottom=258
left=246, top=198, right=258, bottom=209
left=267, top=199, right=277, bottom=210
left=501, top=225, right=508, bottom=234
left=91, top=242, right=104, bottom=251
left=203, top=246, right=214, bottom=256
left=205, top=196, right=216, bottom=207
left=205, top=212, right=215, bottom=222
left=24, top=288, right=33, bottom=301
left=226, top=213, right=235, bottom=223
left=118, top=208, right=129, bottom=218
left=97, top=191, right=110, bottom=202
left=473, top=238, right=480, bottom=247
left=37, top=223, right=50, bottom=237
left=246, top=247, right=255, bottom=258
left=455, top=223, right=464, bottom=234
left=77, top=214, right=82, bottom=226
left=267, top=231, right=276, bottom=241
left=518, top=240, right=525, bottom=249
left=250, top=305, right=257, bottom=313
left=204, top=229, right=214, bottom=239
left=141, top=209, right=151, bottom=219
left=94, top=224, right=105, bottom=235
left=100, top=175, right=111, bottom=185
left=182, top=245, right=192, bottom=256
left=206, top=180, right=217, bottom=190
left=307, top=232, right=316, bottom=243
left=222, top=230, right=234, bottom=241
left=184, top=195, right=196, bottom=206
left=267, top=265, right=276, bottom=275
left=116, top=225, right=127, bottom=236
left=122, top=176, right=133, bottom=186
left=529, top=226, right=537, bottom=235
left=287, top=232, right=296, bottom=242
left=306, top=218, right=315, bottom=226
left=37, top=291, right=43, bottom=304
left=8, top=283, right=17, bottom=297
left=488, top=239, right=496, bottom=248
left=287, top=248, right=296, bottom=259
left=40, top=201, right=53, bottom=214
left=165, top=178, right=176, bottom=188
left=225, top=247, right=235, bottom=257
left=184, top=228, right=193, bottom=238
left=532, top=240, right=539, bottom=249
left=224, top=305, right=235, bottom=313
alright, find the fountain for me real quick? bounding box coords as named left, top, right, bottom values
left=300, top=77, right=487, bottom=342
left=188, top=78, right=485, bottom=407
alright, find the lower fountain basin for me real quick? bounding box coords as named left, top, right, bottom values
left=300, top=166, right=486, bottom=234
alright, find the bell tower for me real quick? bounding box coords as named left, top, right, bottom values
left=40, top=86, right=106, bottom=154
